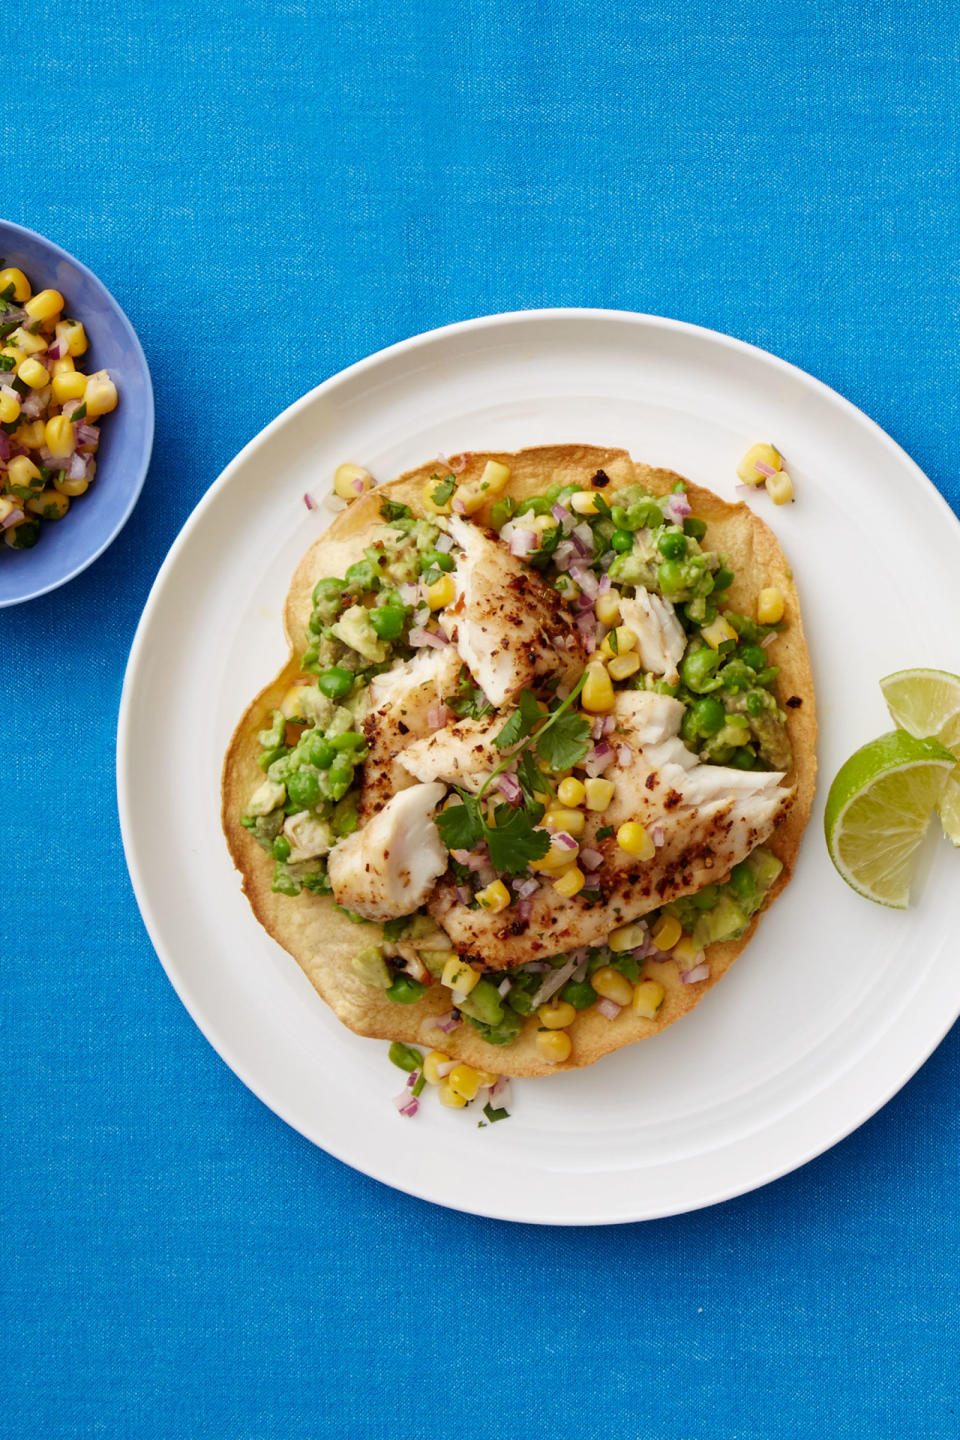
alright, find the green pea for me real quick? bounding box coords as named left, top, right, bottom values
left=272, top=835, right=291, bottom=861
left=516, top=495, right=551, bottom=517
left=385, top=975, right=428, bottom=1004
left=370, top=604, right=406, bottom=640
left=745, top=691, right=763, bottom=717
left=388, top=1041, right=423, bottom=1072
left=713, top=567, right=734, bottom=592
left=680, top=646, right=721, bottom=693
left=317, top=666, right=353, bottom=700
left=683, top=517, right=707, bottom=540
left=641, top=501, right=665, bottom=527
left=311, top=576, right=344, bottom=621
left=691, top=696, right=726, bottom=736
left=736, top=644, right=766, bottom=670
left=286, top=768, right=321, bottom=809
left=303, top=733, right=335, bottom=768
left=329, top=731, right=365, bottom=751
left=731, top=748, right=758, bottom=769
left=610, top=528, right=633, bottom=553
left=657, top=559, right=686, bottom=595
left=729, top=862, right=758, bottom=901
left=562, top=980, right=599, bottom=1010
left=610, top=505, right=632, bottom=530
left=544, top=484, right=562, bottom=503
left=328, top=756, right=355, bottom=801
left=345, top=558, right=380, bottom=592
left=658, top=530, right=688, bottom=560
left=490, top=497, right=515, bottom=530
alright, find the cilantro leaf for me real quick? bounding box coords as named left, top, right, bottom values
left=517, top=748, right=551, bottom=805
left=380, top=500, right=412, bottom=523
left=494, top=689, right=543, bottom=751
left=435, top=793, right=483, bottom=852
left=484, top=804, right=550, bottom=874
left=535, top=708, right=591, bottom=772
left=431, top=476, right=456, bottom=505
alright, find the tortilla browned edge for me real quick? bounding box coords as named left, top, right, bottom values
left=222, top=445, right=816, bottom=1078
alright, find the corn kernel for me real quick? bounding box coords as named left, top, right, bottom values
left=26, top=489, right=70, bottom=520
left=701, top=615, right=738, bottom=650
left=447, top=1063, right=482, bottom=1101
left=570, top=489, right=600, bottom=515
left=17, top=357, right=49, bottom=389
left=529, top=834, right=580, bottom=871
left=0, top=267, right=31, bottom=302
left=7, top=454, right=42, bottom=490
left=438, top=1084, right=467, bottom=1108
left=557, top=777, right=586, bottom=807
left=54, top=471, right=90, bottom=497
left=545, top=806, right=585, bottom=837
left=651, top=914, right=682, bottom=951
left=51, top=371, right=85, bottom=405
left=333, top=462, right=372, bottom=501
left=765, top=470, right=794, bottom=505
left=0, top=495, right=18, bottom=524
left=474, top=1070, right=500, bottom=1089
left=616, top=822, right=656, bottom=860
left=55, top=319, right=88, bottom=356
left=423, top=1050, right=451, bottom=1085
left=595, top=590, right=622, bottom=627
left=584, top=777, right=615, bottom=811
left=632, top=979, right=665, bottom=1018
left=478, top=459, right=510, bottom=494
left=14, top=419, right=46, bottom=449
left=51, top=354, right=75, bottom=375
left=83, top=371, right=118, bottom=419
left=537, top=1000, right=576, bottom=1030
left=672, top=935, right=704, bottom=967
left=600, top=626, right=637, bottom=659
left=757, top=586, right=785, bottom=624
left=0, top=390, right=20, bottom=424
left=737, top=442, right=783, bottom=486
left=581, top=662, right=615, bottom=714
left=591, top=966, right=633, bottom=1006
left=441, top=957, right=480, bottom=995
left=535, top=1029, right=572, bottom=1064
left=475, top=879, right=511, bottom=913
left=426, top=573, right=456, bottom=610
left=1, top=345, right=25, bottom=368
left=608, top=920, right=647, bottom=953
left=553, top=864, right=585, bottom=897
left=44, top=415, right=75, bottom=459
left=8, top=327, right=45, bottom=356
left=607, top=652, right=641, bottom=681
left=24, top=289, right=64, bottom=324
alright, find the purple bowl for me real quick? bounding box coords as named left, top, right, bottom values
left=0, top=219, right=154, bottom=606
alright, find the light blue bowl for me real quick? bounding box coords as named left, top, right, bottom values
left=0, top=220, right=154, bottom=606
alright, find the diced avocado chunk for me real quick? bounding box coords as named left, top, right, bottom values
left=691, top=893, right=749, bottom=948
left=746, top=847, right=783, bottom=889
left=352, top=945, right=393, bottom=988
left=458, top=978, right=504, bottom=1027
left=464, top=1008, right=524, bottom=1046
left=246, top=778, right=286, bottom=816
left=331, top=604, right=388, bottom=663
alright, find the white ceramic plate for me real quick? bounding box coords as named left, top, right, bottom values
left=117, top=310, right=960, bottom=1224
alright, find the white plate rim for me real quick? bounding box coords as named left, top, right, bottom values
left=117, top=307, right=960, bottom=1224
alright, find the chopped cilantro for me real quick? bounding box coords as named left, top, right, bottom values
left=380, top=499, right=412, bottom=523
left=596, top=824, right=615, bottom=840
left=482, top=1102, right=510, bottom=1123
left=534, top=706, right=591, bottom=773
left=431, top=476, right=456, bottom=506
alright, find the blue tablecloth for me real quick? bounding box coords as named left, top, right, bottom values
left=4, top=3, right=958, bottom=1435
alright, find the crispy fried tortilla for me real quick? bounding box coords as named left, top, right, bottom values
left=222, top=446, right=816, bottom=1078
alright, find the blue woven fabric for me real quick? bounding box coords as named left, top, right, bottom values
left=3, top=2, right=959, bottom=1436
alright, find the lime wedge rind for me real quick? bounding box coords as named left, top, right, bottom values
left=880, top=667, right=960, bottom=842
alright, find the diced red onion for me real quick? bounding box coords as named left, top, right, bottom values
left=406, top=1069, right=420, bottom=1088
left=601, top=714, right=616, bottom=735
left=522, top=961, right=552, bottom=973
left=449, top=453, right=468, bottom=474
left=67, top=452, right=88, bottom=481
left=573, top=521, right=594, bottom=550
left=393, top=1091, right=420, bottom=1117
left=515, top=897, right=534, bottom=923
left=488, top=1076, right=512, bottom=1106
left=579, top=846, right=603, bottom=871
left=553, top=539, right=576, bottom=571
left=434, top=531, right=455, bottom=553
left=570, top=565, right=599, bottom=599
left=397, top=582, right=420, bottom=606
left=1, top=505, right=24, bottom=531
left=598, top=573, right=611, bottom=594
left=552, top=830, right=578, bottom=850
left=45, top=338, right=66, bottom=361
left=508, top=526, right=538, bottom=558
left=434, top=1010, right=461, bottom=1034
left=74, top=422, right=99, bottom=446
left=585, top=742, right=614, bottom=777
left=451, top=496, right=466, bottom=514
left=650, top=823, right=665, bottom=847
left=352, top=475, right=366, bottom=495
left=427, top=701, right=451, bottom=728
left=0, top=430, right=10, bottom=462
left=20, top=390, right=46, bottom=420
left=529, top=956, right=579, bottom=1009
left=551, top=503, right=574, bottom=531
left=761, top=632, right=778, bottom=649
left=0, top=307, right=26, bottom=325
left=596, top=998, right=622, bottom=1020
left=455, top=885, right=471, bottom=904
left=408, top=625, right=448, bottom=648
left=680, top=962, right=710, bottom=984
left=496, top=772, right=522, bottom=805
left=576, top=613, right=599, bottom=651
left=514, top=877, right=539, bottom=899
left=664, top=493, right=692, bottom=521
left=436, top=1059, right=456, bottom=1078
left=303, top=492, right=316, bottom=510
left=617, top=743, right=632, bottom=766
left=754, top=461, right=776, bottom=478
left=497, top=977, right=512, bottom=997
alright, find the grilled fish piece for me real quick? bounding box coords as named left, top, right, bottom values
left=327, top=781, right=449, bottom=921
left=358, top=647, right=461, bottom=822
left=618, top=589, right=686, bottom=685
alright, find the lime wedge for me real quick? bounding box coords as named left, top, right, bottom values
left=824, top=730, right=956, bottom=907
left=880, top=667, right=960, bottom=749
left=880, top=667, right=960, bottom=843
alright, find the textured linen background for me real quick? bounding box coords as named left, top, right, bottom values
left=3, top=2, right=959, bottom=1437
